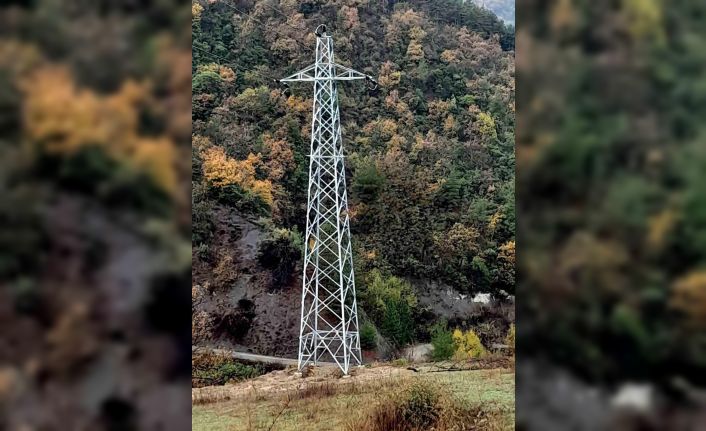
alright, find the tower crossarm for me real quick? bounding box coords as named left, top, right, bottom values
left=280, top=63, right=316, bottom=82
left=280, top=62, right=371, bottom=82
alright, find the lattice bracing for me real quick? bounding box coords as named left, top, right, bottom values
left=280, top=27, right=374, bottom=375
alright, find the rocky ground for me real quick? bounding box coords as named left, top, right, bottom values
left=192, top=205, right=514, bottom=359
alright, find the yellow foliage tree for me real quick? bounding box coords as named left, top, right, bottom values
left=622, top=0, right=664, bottom=41
left=263, top=134, right=294, bottom=182
left=440, top=49, right=459, bottom=64
left=339, top=5, right=360, bottom=30
left=435, top=223, right=481, bottom=260
left=0, top=40, right=44, bottom=78
left=475, top=111, right=498, bottom=139
left=443, top=115, right=457, bottom=134
left=200, top=146, right=273, bottom=205
left=285, top=95, right=310, bottom=114
left=406, top=39, right=424, bottom=61
left=505, top=324, right=515, bottom=355
left=377, top=61, right=402, bottom=88
left=192, top=2, right=204, bottom=19
left=499, top=241, right=515, bottom=267
left=489, top=211, right=503, bottom=232
left=452, top=329, right=487, bottom=360
left=22, top=66, right=177, bottom=193
left=671, top=271, right=706, bottom=328
left=196, top=63, right=236, bottom=83
left=646, top=208, right=676, bottom=252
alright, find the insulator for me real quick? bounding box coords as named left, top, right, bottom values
left=275, top=80, right=291, bottom=97
left=315, top=24, right=327, bottom=37
left=365, top=75, right=378, bottom=91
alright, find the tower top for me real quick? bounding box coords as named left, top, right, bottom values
left=279, top=26, right=378, bottom=89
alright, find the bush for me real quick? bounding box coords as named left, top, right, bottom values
left=353, top=161, right=385, bottom=202
left=381, top=296, right=414, bottom=347
left=192, top=353, right=268, bottom=387
left=216, top=362, right=260, bottom=382
left=257, top=227, right=302, bottom=288
left=209, top=183, right=270, bottom=216
left=192, top=70, right=223, bottom=94
left=360, top=322, right=377, bottom=350
left=452, top=329, right=487, bottom=360
left=430, top=323, right=455, bottom=361
left=192, top=199, right=215, bottom=246
left=214, top=306, right=256, bottom=342
left=350, top=380, right=508, bottom=431
left=400, top=382, right=441, bottom=429
left=36, top=147, right=172, bottom=215
left=505, top=323, right=515, bottom=355
left=361, top=270, right=417, bottom=321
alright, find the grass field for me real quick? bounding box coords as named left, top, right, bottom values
left=192, top=367, right=514, bottom=431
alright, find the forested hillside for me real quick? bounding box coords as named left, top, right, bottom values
left=192, top=0, right=515, bottom=355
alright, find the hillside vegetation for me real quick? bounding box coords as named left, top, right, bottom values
left=192, top=0, right=515, bottom=353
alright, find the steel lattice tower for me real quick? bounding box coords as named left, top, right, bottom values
left=281, top=26, right=376, bottom=375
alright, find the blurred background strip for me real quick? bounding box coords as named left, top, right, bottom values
left=0, top=1, right=192, bottom=429
left=516, top=0, right=706, bottom=429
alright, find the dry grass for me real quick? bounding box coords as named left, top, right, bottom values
left=192, top=367, right=514, bottom=431
left=348, top=380, right=508, bottom=431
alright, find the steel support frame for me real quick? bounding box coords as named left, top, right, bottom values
left=282, top=34, right=365, bottom=375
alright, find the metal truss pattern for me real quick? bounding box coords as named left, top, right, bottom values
left=280, top=29, right=371, bottom=375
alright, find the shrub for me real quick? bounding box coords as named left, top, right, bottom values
left=192, top=352, right=270, bottom=387
left=452, top=329, right=487, bottom=360
left=193, top=243, right=211, bottom=262
left=217, top=362, right=261, bottom=382
left=192, top=199, right=215, bottom=246
left=353, top=161, right=385, bottom=202
left=0, top=186, right=46, bottom=280
left=505, top=323, right=515, bottom=355
left=349, top=380, right=508, bottom=431
left=360, top=322, right=377, bottom=350
left=474, top=321, right=506, bottom=348
left=36, top=147, right=171, bottom=215
left=381, top=296, right=414, bottom=347
left=391, top=358, right=409, bottom=367
left=11, top=277, right=40, bottom=315
left=192, top=70, right=223, bottom=94
left=360, top=269, right=417, bottom=347
left=257, top=227, right=302, bottom=288
left=430, top=323, right=455, bottom=361
left=400, top=382, right=441, bottom=429
left=213, top=252, right=237, bottom=290
left=214, top=309, right=255, bottom=342
left=210, top=183, right=270, bottom=216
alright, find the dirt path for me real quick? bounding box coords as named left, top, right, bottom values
left=192, top=346, right=342, bottom=367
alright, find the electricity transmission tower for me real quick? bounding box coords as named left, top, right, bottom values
left=281, top=25, right=377, bottom=375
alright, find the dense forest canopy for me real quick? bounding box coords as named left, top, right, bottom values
left=518, top=0, right=706, bottom=390
left=192, top=0, right=515, bottom=305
